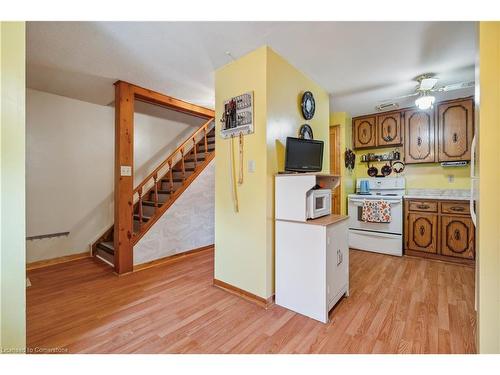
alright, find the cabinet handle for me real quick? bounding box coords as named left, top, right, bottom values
left=382, top=125, right=394, bottom=142
left=450, top=206, right=465, bottom=212
left=452, top=133, right=458, bottom=143
left=419, top=225, right=425, bottom=236
left=417, top=136, right=422, bottom=146
left=337, top=249, right=342, bottom=266
left=417, top=204, right=430, bottom=209
left=454, top=229, right=461, bottom=241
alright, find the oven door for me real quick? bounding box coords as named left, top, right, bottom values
left=348, top=198, right=402, bottom=234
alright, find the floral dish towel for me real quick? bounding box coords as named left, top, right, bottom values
left=361, top=200, right=392, bottom=223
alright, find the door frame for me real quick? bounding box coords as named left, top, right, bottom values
left=329, top=125, right=341, bottom=215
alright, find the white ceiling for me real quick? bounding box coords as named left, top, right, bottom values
left=27, top=21, right=477, bottom=117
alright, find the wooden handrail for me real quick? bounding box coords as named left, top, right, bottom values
left=133, top=117, right=214, bottom=196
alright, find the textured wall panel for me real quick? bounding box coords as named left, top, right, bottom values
left=134, top=160, right=215, bottom=265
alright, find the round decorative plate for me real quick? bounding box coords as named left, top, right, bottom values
left=301, top=91, right=315, bottom=120
left=298, top=124, right=314, bottom=140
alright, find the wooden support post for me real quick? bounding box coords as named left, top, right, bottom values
left=114, top=81, right=134, bottom=274
left=181, top=148, right=186, bottom=181
left=153, top=173, right=159, bottom=212
left=204, top=128, right=208, bottom=158
left=138, top=188, right=143, bottom=231
left=193, top=137, right=198, bottom=167
left=168, top=160, right=174, bottom=194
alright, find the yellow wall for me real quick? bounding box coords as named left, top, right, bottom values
left=478, top=21, right=500, bottom=354
left=215, top=46, right=330, bottom=298
left=214, top=46, right=269, bottom=298
left=330, top=112, right=355, bottom=215
left=0, top=22, right=26, bottom=352
left=352, top=149, right=471, bottom=190
left=266, top=48, right=330, bottom=297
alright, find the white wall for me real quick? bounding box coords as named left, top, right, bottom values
left=26, top=89, right=202, bottom=262
left=1, top=21, right=26, bottom=352
left=134, top=160, right=214, bottom=265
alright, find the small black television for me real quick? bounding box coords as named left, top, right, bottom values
left=284, top=137, right=324, bottom=173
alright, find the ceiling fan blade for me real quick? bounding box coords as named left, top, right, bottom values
left=378, top=92, right=419, bottom=102
left=419, top=78, right=439, bottom=91
left=433, top=81, right=475, bottom=92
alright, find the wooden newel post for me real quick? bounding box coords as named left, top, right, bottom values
left=114, top=81, right=135, bottom=274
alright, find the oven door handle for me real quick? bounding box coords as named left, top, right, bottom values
left=349, top=229, right=402, bottom=239
left=349, top=199, right=402, bottom=204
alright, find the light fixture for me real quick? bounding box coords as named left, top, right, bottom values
left=415, top=94, right=435, bottom=110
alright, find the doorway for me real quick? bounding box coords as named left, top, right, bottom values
left=329, top=125, right=341, bottom=215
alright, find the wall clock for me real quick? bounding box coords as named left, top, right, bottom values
left=298, top=124, right=314, bottom=140
left=301, top=91, right=315, bottom=120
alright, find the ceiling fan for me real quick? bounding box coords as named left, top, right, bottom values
left=376, top=73, right=475, bottom=111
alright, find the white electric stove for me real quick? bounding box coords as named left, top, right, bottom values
left=348, top=177, right=405, bottom=256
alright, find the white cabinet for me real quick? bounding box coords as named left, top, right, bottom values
left=326, top=223, right=349, bottom=310
left=275, top=218, right=349, bottom=323
left=274, top=173, right=348, bottom=324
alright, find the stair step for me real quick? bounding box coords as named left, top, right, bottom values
left=197, top=149, right=215, bottom=154
left=157, top=189, right=173, bottom=193
left=185, top=157, right=205, bottom=163
left=132, top=220, right=141, bottom=233
left=97, top=241, right=114, bottom=255
left=95, top=247, right=114, bottom=265
left=142, top=200, right=164, bottom=207
left=161, top=177, right=185, bottom=183
left=133, top=214, right=151, bottom=222
left=173, top=167, right=195, bottom=172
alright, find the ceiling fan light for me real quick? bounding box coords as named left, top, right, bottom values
left=415, top=95, right=435, bottom=110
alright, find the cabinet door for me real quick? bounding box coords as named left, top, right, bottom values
left=377, top=112, right=402, bottom=147
left=404, top=109, right=435, bottom=164
left=440, top=216, right=475, bottom=259
left=437, top=98, right=474, bottom=162
left=326, top=223, right=348, bottom=305
left=407, top=212, right=438, bottom=253
left=353, top=116, right=376, bottom=149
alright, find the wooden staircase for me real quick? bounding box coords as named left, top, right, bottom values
left=92, top=118, right=215, bottom=268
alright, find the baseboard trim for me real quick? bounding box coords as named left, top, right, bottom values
left=404, top=249, right=475, bottom=267
left=213, top=278, right=274, bottom=309
left=133, top=244, right=214, bottom=272
left=27, top=251, right=91, bottom=271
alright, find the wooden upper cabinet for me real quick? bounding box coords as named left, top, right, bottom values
left=353, top=116, right=376, bottom=149
left=404, top=109, right=435, bottom=164
left=377, top=112, right=402, bottom=147
left=352, top=97, right=474, bottom=156
left=437, top=98, right=474, bottom=162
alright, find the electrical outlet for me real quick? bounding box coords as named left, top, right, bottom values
left=120, top=166, right=132, bottom=177
left=248, top=160, right=256, bottom=173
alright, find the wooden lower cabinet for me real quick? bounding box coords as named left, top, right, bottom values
left=404, top=199, right=475, bottom=265
left=440, top=215, right=475, bottom=260
left=407, top=212, right=438, bottom=254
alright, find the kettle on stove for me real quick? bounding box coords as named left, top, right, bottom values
left=359, top=180, right=370, bottom=195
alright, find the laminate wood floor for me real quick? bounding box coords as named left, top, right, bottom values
left=27, top=248, right=476, bottom=354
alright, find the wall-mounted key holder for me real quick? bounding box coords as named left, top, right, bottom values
left=220, top=91, right=254, bottom=139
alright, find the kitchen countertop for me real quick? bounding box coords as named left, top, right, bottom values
left=277, top=214, right=349, bottom=227
left=404, top=189, right=470, bottom=201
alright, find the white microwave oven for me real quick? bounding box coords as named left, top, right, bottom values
left=306, top=188, right=332, bottom=219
